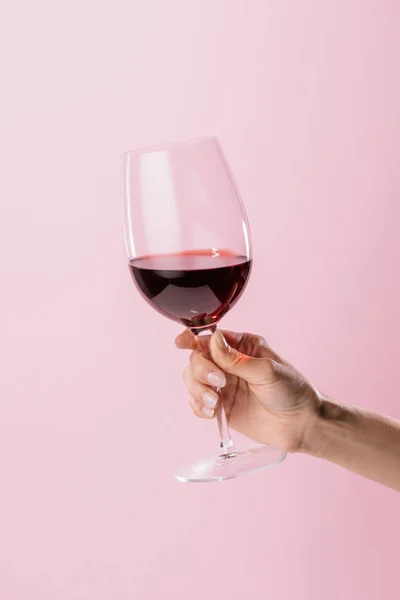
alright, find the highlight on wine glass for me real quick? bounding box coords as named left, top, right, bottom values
left=122, top=137, right=286, bottom=482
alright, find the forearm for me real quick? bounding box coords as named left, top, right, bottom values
left=304, top=398, right=400, bottom=491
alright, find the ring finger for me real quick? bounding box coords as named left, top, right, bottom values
left=183, top=366, right=219, bottom=418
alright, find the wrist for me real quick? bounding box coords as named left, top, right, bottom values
left=301, top=394, right=351, bottom=458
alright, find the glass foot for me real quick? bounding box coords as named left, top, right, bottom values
left=174, top=444, right=286, bottom=483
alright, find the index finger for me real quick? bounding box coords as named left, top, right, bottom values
left=175, top=329, right=197, bottom=350
left=175, top=329, right=241, bottom=351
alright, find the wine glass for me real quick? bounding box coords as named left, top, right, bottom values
left=123, top=137, right=286, bottom=482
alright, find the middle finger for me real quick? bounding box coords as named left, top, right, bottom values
left=189, top=350, right=226, bottom=388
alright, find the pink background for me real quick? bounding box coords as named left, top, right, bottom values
left=1, top=1, right=399, bottom=599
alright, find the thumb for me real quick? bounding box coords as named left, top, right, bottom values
left=210, top=330, right=274, bottom=385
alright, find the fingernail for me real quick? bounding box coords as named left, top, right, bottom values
left=207, top=371, right=226, bottom=387
left=214, top=329, right=228, bottom=349
left=203, top=391, right=218, bottom=408
left=202, top=406, right=214, bottom=417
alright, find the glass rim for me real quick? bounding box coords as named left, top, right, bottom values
left=122, top=136, right=218, bottom=158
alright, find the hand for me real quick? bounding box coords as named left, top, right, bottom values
left=175, top=329, right=321, bottom=453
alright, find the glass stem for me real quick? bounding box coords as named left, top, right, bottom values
left=196, top=327, right=235, bottom=457
left=216, top=394, right=235, bottom=456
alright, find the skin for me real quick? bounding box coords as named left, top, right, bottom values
left=176, top=329, right=400, bottom=492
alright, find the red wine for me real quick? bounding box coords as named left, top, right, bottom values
left=129, top=249, right=252, bottom=331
